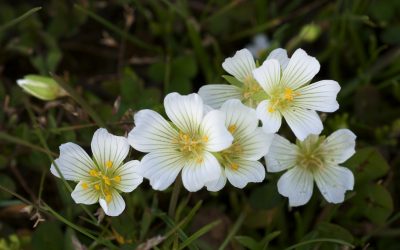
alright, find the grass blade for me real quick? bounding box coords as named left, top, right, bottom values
left=218, top=211, right=246, bottom=250
left=0, top=7, right=42, bottom=32
left=179, top=220, right=221, bottom=250
left=284, top=238, right=355, bottom=250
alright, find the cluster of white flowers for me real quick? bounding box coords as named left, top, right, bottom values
left=51, top=47, right=356, bottom=216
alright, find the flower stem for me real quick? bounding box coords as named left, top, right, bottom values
left=168, top=177, right=182, bottom=218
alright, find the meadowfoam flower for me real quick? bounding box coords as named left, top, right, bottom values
left=128, top=92, right=233, bottom=192
left=205, top=99, right=274, bottom=191
left=252, top=48, right=340, bottom=140
left=266, top=129, right=356, bottom=206
left=50, top=128, right=143, bottom=216
left=198, top=48, right=289, bottom=109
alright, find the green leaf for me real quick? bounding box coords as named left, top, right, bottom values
left=235, top=236, right=259, bottom=249
left=316, top=223, right=354, bottom=245
left=32, top=222, right=64, bottom=250
left=222, top=75, right=243, bottom=87
left=179, top=220, right=220, bottom=250
left=345, top=147, right=389, bottom=184
left=249, top=183, right=283, bottom=210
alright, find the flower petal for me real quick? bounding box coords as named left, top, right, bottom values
left=113, top=160, right=143, bottom=193
left=277, top=166, right=314, bottom=206
left=50, top=143, right=94, bottom=181
left=282, top=107, right=323, bottom=140
left=252, top=59, right=281, bottom=96
left=71, top=181, right=99, bottom=205
left=99, top=190, right=126, bottom=216
left=267, top=48, right=290, bottom=69
left=294, top=80, right=340, bottom=112
left=205, top=167, right=227, bottom=192
left=201, top=110, right=233, bottom=152
left=164, top=92, right=203, bottom=134
left=314, top=165, right=354, bottom=204
left=238, top=128, right=274, bottom=161
left=322, top=129, right=356, bottom=164
left=256, top=100, right=282, bottom=134
left=139, top=151, right=185, bottom=191
left=225, top=159, right=265, bottom=189
left=128, top=109, right=178, bottom=152
left=220, top=99, right=258, bottom=138
left=281, top=48, right=320, bottom=90
left=265, top=134, right=298, bottom=172
left=198, top=84, right=243, bottom=109
left=91, top=128, right=130, bottom=171
left=222, top=48, right=256, bottom=82
left=182, top=152, right=221, bottom=192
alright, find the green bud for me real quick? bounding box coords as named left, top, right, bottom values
left=17, top=75, right=67, bottom=101
left=299, top=24, right=321, bottom=42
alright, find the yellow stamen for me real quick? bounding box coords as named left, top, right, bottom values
left=94, top=184, right=100, bottom=190
left=81, top=182, right=88, bottom=189
left=268, top=106, right=275, bottom=113
left=228, top=124, right=237, bottom=133
left=230, top=163, right=239, bottom=170
left=106, top=160, right=113, bottom=168
left=103, top=176, right=111, bottom=186
left=105, top=193, right=112, bottom=203
left=202, top=136, right=209, bottom=142
left=89, top=169, right=98, bottom=177
left=196, top=157, right=204, bottom=164
left=113, top=176, right=121, bottom=183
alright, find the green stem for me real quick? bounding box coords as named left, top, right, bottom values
left=0, top=132, right=57, bottom=157
left=168, top=177, right=182, bottom=218
left=218, top=211, right=247, bottom=250
left=0, top=7, right=42, bottom=32
left=284, top=238, right=355, bottom=250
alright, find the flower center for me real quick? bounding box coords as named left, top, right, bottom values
left=82, top=163, right=121, bottom=203
left=242, top=76, right=264, bottom=108
left=176, top=131, right=208, bottom=163
left=219, top=140, right=243, bottom=171
left=296, top=135, right=326, bottom=172
left=267, top=87, right=299, bottom=113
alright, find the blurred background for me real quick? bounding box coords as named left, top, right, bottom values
left=0, top=0, right=399, bottom=249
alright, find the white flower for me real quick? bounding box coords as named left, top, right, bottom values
left=128, top=92, right=233, bottom=192
left=198, top=48, right=289, bottom=109
left=50, top=128, right=143, bottom=216
left=246, top=34, right=270, bottom=58
left=205, top=99, right=274, bottom=191
left=266, top=129, right=356, bottom=206
left=252, top=48, right=340, bottom=140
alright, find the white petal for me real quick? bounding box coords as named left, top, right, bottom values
left=265, top=134, right=298, bottom=172
left=113, top=160, right=143, bottom=193
left=294, top=80, right=340, bottom=112
left=220, top=99, right=258, bottom=138
left=225, top=159, right=265, bottom=189
left=256, top=100, right=282, bottom=134
left=267, top=48, right=290, bottom=69
left=139, top=151, right=185, bottom=191
left=252, top=59, right=281, bottom=96
left=282, top=107, right=323, bottom=140
left=314, top=165, right=354, bottom=204
left=181, top=152, right=221, bottom=192
left=99, top=190, right=125, bottom=216
left=201, top=110, right=233, bottom=152
left=128, top=109, right=178, bottom=152
left=205, top=167, right=227, bottom=192
left=50, top=143, right=94, bottom=181
left=322, top=129, right=356, bottom=164
left=91, top=128, right=130, bottom=171
left=281, top=48, right=320, bottom=90
left=71, top=181, right=99, bottom=205
left=238, top=128, right=274, bottom=161
left=277, top=166, right=314, bottom=206
left=222, top=48, right=256, bottom=82
left=198, top=84, right=243, bottom=109
left=164, top=92, right=203, bottom=134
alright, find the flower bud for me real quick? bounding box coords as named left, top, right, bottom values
left=17, top=75, right=66, bottom=101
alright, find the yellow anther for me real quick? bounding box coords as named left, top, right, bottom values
left=196, top=157, right=204, bottom=164
left=105, top=193, right=112, bottom=203
left=106, top=160, right=113, bottom=168
left=103, top=176, right=111, bottom=186
left=268, top=106, right=275, bottom=113
left=228, top=124, right=237, bottom=133
left=94, top=184, right=100, bottom=190
left=284, top=88, right=295, bottom=101
left=230, top=163, right=239, bottom=170
left=202, top=136, right=209, bottom=142
left=81, top=182, right=89, bottom=189
left=113, top=176, right=121, bottom=183
left=89, top=169, right=98, bottom=177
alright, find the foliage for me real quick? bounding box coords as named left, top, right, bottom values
left=0, top=0, right=399, bottom=249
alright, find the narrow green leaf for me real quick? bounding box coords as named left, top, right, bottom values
left=284, top=238, right=355, bottom=250
left=0, top=7, right=42, bottom=32
left=179, top=220, right=221, bottom=250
